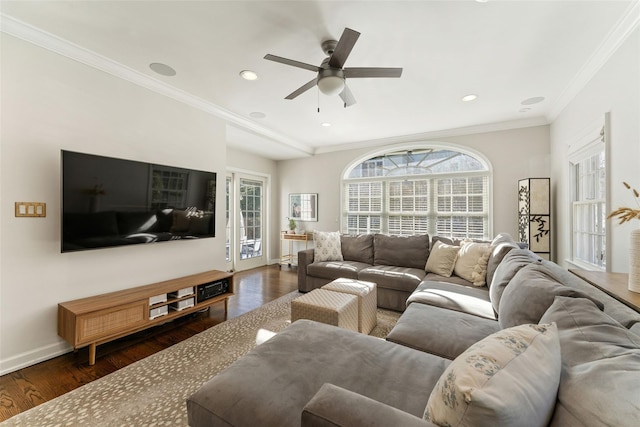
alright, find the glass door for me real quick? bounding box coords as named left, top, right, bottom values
left=227, top=172, right=267, bottom=271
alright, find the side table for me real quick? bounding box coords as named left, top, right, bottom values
left=279, top=231, right=312, bottom=268
left=569, top=269, right=640, bottom=313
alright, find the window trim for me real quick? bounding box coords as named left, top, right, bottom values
left=567, top=113, right=610, bottom=271
left=341, top=142, right=494, bottom=238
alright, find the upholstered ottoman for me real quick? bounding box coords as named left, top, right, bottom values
left=322, top=278, right=378, bottom=334
left=291, top=289, right=358, bottom=331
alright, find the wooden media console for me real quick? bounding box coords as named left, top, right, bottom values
left=58, top=269, right=234, bottom=365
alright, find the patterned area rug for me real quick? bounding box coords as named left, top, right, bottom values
left=2, top=291, right=401, bottom=426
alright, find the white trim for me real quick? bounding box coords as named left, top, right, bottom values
left=341, top=141, right=493, bottom=180
left=0, top=341, right=72, bottom=376
left=567, top=125, right=605, bottom=164
left=226, top=166, right=272, bottom=179
left=0, top=13, right=313, bottom=157
left=316, top=117, right=548, bottom=155
left=567, top=112, right=610, bottom=271
left=565, top=258, right=606, bottom=272
left=547, top=0, right=640, bottom=121
left=603, top=112, right=612, bottom=271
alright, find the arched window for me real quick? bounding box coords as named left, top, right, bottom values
left=342, top=145, right=492, bottom=239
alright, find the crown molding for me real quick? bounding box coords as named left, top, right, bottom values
left=314, top=116, right=550, bottom=155
left=547, top=0, right=640, bottom=121
left=0, top=13, right=314, bottom=157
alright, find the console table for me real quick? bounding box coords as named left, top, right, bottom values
left=569, top=269, right=640, bottom=312
left=58, top=269, right=234, bottom=365
left=279, top=231, right=312, bottom=268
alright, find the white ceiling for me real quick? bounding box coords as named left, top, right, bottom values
left=1, top=0, right=638, bottom=160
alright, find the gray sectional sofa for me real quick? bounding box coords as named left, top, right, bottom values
left=187, top=233, right=640, bottom=427
left=298, top=233, right=519, bottom=312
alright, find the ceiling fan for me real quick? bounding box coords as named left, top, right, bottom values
left=264, top=27, right=403, bottom=107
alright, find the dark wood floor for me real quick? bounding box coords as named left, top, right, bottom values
left=0, top=265, right=298, bottom=422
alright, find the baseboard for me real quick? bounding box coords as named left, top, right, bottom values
left=0, top=341, right=72, bottom=376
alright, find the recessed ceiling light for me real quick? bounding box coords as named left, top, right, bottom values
left=321, top=122, right=332, bottom=127
left=461, top=94, right=478, bottom=102
left=240, top=70, right=258, bottom=81
left=149, top=63, right=176, bottom=77
left=521, top=96, right=545, bottom=105
left=476, top=0, right=489, bottom=3
left=250, top=112, right=266, bottom=119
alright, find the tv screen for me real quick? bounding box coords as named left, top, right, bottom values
left=61, top=150, right=216, bottom=252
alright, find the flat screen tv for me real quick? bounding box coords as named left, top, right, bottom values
left=61, top=150, right=216, bottom=253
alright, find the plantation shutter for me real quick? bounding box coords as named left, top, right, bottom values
left=343, top=147, right=491, bottom=239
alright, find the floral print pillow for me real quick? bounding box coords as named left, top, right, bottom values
left=424, top=323, right=561, bottom=427
left=313, top=231, right=344, bottom=262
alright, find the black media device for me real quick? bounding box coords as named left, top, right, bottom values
left=197, top=280, right=229, bottom=302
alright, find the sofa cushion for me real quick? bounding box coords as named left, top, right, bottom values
left=489, top=249, right=541, bottom=314
left=453, top=240, right=491, bottom=286
left=425, top=240, right=460, bottom=277
left=374, top=234, right=430, bottom=269
left=424, top=323, right=561, bottom=427
left=486, top=233, right=519, bottom=289
left=314, top=231, right=344, bottom=262
left=359, top=265, right=426, bottom=293
left=423, top=273, right=474, bottom=287
left=536, top=260, right=640, bottom=328
left=340, top=234, right=374, bottom=264
left=407, top=281, right=495, bottom=320
left=187, top=320, right=451, bottom=426
left=303, top=383, right=436, bottom=427
left=431, top=235, right=490, bottom=248
left=386, top=303, right=499, bottom=359
left=307, top=261, right=370, bottom=281
left=631, top=322, right=640, bottom=337
left=540, top=297, right=640, bottom=427
left=498, top=265, right=603, bottom=329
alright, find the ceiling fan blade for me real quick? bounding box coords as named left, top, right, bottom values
left=339, top=85, right=357, bottom=107
left=285, top=78, right=318, bottom=100
left=264, top=54, right=320, bottom=73
left=344, top=68, right=403, bottom=78
left=328, top=28, right=360, bottom=69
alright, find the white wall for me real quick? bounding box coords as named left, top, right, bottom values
left=550, top=28, right=640, bottom=272
left=277, top=125, right=550, bottom=243
left=0, top=35, right=228, bottom=374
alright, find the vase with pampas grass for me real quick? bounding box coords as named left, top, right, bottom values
left=607, top=182, right=640, bottom=293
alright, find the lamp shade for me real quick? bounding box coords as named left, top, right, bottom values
left=317, top=75, right=345, bottom=96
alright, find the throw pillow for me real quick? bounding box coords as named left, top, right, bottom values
left=485, top=233, right=519, bottom=288
left=539, top=297, right=640, bottom=427
left=489, top=249, right=541, bottom=314
left=313, top=231, right=343, bottom=262
left=453, top=240, right=491, bottom=286
left=498, top=266, right=603, bottom=329
left=424, top=323, right=561, bottom=427
left=340, top=234, right=374, bottom=264
left=373, top=234, right=430, bottom=269
left=425, top=240, right=460, bottom=277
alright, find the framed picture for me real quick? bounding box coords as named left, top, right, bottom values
left=289, top=193, right=318, bottom=221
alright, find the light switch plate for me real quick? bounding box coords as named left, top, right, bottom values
left=15, top=202, right=46, bottom=217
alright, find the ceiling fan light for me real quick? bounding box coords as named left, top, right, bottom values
left=318, top=75, right=345, bottom=96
